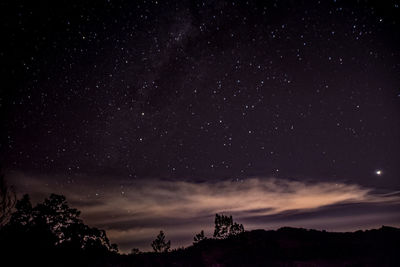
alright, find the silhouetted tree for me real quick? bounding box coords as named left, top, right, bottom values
left=213, top=213, right=244, bottom=239
left=0, top=171, right=16, bottom=227
left=2, top=193, right=118, bottom=255
left=151, top=230, right=171, bottom=253
left=35, top=194, right=81, bottom=244
left=9, top=194, right=33, bottom=226
left=193, top=230, right=206, bottom=244
left=229, top=220, right=245, bottom=236
left=1, top=193, right=58, bottom=265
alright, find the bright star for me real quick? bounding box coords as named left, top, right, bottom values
left=375, top=170, right=382, bottom=176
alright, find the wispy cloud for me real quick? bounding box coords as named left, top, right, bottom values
left=8, top=172, right=400, bottom=252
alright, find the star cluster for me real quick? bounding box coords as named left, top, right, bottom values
left=1, top=0, right=400, bottom=250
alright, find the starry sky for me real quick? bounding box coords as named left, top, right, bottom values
left=1, top=0, right=400, bottom=252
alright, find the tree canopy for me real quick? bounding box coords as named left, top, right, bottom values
left=1, top=193, right=118, bottom=255
left=151, top=230, right=171, bottom=253
left=213, top=213, right=244, bottom=239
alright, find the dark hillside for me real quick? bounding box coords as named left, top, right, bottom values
left=114, top=226, right=400, bottom=267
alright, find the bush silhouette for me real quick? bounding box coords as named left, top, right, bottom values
left=193, top=230, right=206, bottom=244
left=130, top=248, right=141, bottom=255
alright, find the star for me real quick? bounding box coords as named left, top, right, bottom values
left=375, top=170, right=383, bottom=176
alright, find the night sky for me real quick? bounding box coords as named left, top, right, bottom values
left=1, top=0, right=400, bottom=252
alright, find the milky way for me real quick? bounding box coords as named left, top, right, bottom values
left=1, top=0, right=400, bottom=252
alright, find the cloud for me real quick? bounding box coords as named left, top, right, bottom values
left=8, top=172, right=400, bottom=252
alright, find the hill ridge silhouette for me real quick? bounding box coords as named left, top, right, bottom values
left=119, top=225, right=400, bottom=267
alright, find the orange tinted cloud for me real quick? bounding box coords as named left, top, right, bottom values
left=9, top=173, right=400, bottom=252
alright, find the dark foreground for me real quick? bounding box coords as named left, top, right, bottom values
left=2, top=226, right=399, bottom=266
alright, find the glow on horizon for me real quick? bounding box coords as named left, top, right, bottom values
left=8, top=173, right=400, bottom=252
